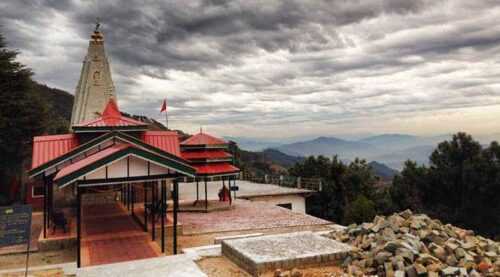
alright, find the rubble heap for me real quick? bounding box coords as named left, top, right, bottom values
left=326, top=210, right=499, bottom=276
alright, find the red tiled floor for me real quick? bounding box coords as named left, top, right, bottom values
left=81, top=202, right=161, bottom=267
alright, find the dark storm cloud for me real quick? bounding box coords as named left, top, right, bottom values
left=1, top=0, right=500, bottom=137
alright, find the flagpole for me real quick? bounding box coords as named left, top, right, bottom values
left=161, top=98, right=168, bottom=130
left=165, top=109, right=168, bottom=129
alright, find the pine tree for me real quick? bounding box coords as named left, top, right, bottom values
left=0, top=34, right=49, bottom=202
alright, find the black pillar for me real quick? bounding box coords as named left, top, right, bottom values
left=204, top=178, right=208, bottom=211
left=196, top=178, right=199, bottom=202
left=151, top=182, right=156, bottom=241
left=131, top=185, right=135, bottom=215
left=43, top=174, right=47, bottom=239
left=144, top=183, right=148, bottom=232
left=173, top=179, right=179, bottom=254
left=227, top=177, right=232, bottom=205
left=233, top=177, right=237, bottom=199
left=77, top=185, right=81, bottom=268
left=127, top=183, right=131, bottom=211
left=121, top=184, right=125, bottom=205
left=161, top=180, right=166, bottom=253
left=48, top=180, right=53, bottom=224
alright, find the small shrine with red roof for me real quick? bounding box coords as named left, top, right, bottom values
left=27, top=25, right=239, bottom=268
left=181, top=131, right=240, bottom=209
left=181, top=130, right=239, bottom=177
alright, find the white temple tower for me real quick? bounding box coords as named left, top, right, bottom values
left=70, top=25, right=116, bottom=126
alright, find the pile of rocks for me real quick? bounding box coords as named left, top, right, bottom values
left=325, top=210, right=499, bottom=276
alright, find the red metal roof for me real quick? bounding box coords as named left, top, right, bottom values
left=31, top=134, right=79, bottom=169
left=181, top=150, right=231, bottom=160
left=192, top=163, right=239, bottom=175
left=181, top=132, right=226, bottom=146
left=141, top=131, right=181, bottom=157
left=75, top=99, right=148, bottom=128
left=54, top=144, right=130, bottom=181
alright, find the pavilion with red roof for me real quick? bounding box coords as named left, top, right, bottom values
left=28, top=99, right=240, bottom=267
left=181, top=131, right=240, bottom=211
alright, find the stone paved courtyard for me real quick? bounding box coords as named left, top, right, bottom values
left=177, top=199, right=330, bottom=234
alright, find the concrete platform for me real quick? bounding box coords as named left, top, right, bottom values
left=221, top=231, right=352, bottom=276
left=77, top=255, right=207, bottom=277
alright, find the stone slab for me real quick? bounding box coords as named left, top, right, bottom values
left=221, top=231, right=352, bottom=276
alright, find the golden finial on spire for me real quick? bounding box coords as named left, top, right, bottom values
left=91, top=17, right=104, bottom=42
left=95, top=17, right=101, bottom=32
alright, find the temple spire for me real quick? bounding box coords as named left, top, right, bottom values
left=70, top=22, right=116, bottom=127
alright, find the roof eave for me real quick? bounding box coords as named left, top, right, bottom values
left=72, top=125, right=148, bottom=133
left=55, top=147, right=197, bottom=188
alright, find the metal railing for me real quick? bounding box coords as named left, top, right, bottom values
left=242, top=172, right=322, bottom=191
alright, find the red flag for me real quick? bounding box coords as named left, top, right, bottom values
left=160, top=99, right=167, bottom=113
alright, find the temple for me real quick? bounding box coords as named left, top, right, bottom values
left=28, top=26, right=240, bottom=268
left=70, top=24, right=116, bottom=126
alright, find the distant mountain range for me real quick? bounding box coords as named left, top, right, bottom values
left=224, top=137, right=284, bottom=152
left=224, top=136, right=315, bottom=152
left=228, top=134, right=463, bottom=170
left=273, top=134, right=451, bottom=170
left=238, top=147, right=398, bottom=180
left=368, top=161, right=399, bottom=180
left=276, top=136, right=374, bottom=158
left=260, top=149, right=304, bottom=168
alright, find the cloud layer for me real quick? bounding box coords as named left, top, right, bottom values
left=1, top=0, right=500, bottom=138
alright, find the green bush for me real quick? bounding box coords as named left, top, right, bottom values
left=343, top=195, right=376, bottom=225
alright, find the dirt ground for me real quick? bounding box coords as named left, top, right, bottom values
left=196, top=256, right=345, bottom=277
left=0, top=268, right=68, bottom=277
left=0, top=248, right=76, bottom=271
left=196, top=257, right=251, bottom=277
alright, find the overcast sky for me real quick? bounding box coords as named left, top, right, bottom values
left=1, top=0, right=500, bottom=139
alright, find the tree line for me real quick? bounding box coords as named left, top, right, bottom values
left=290, top=132, right=500, bottom=239
left=0, top=33, right=69, bottom=205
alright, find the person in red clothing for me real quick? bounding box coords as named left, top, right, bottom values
left=218, top=185, right=231, bottom=202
